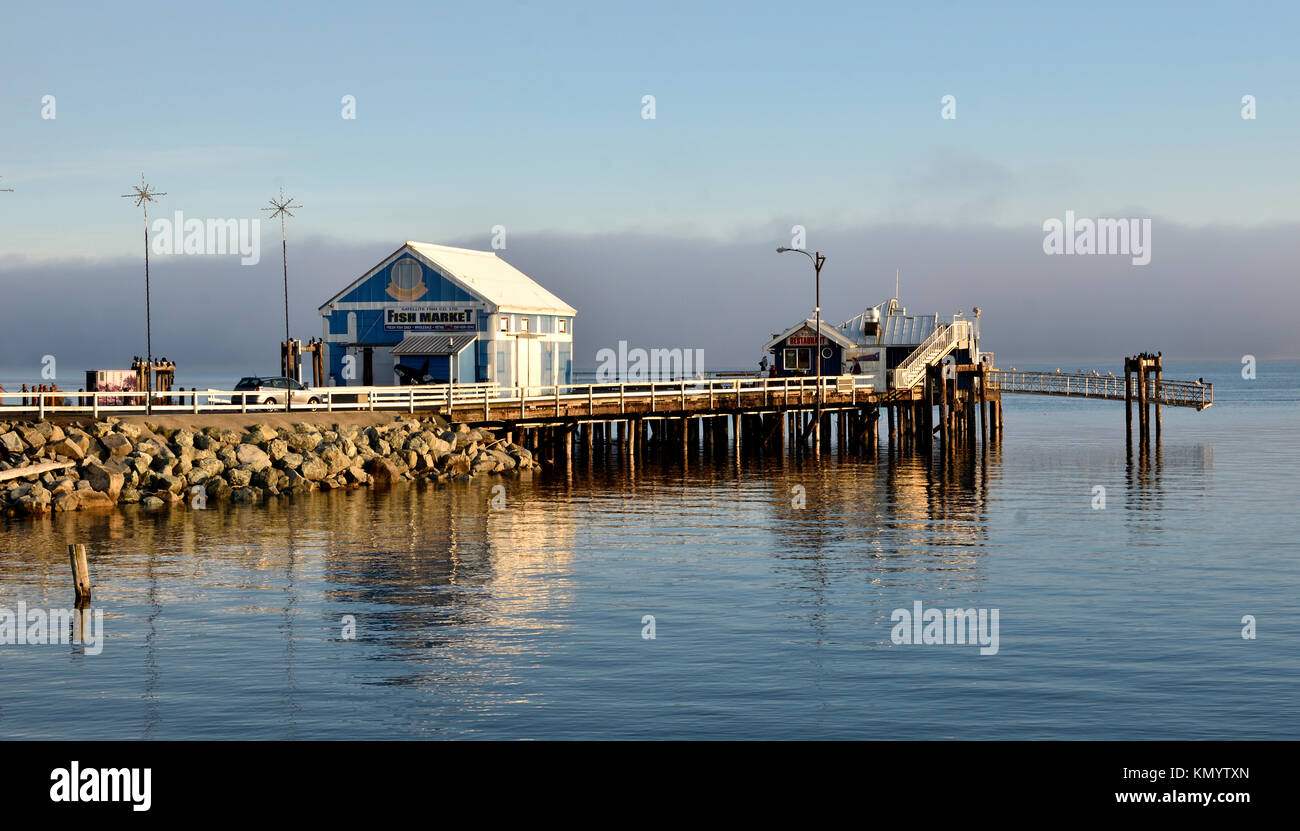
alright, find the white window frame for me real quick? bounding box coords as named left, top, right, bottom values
left=499, top=315, right=510, bottom=333
left=559, top=318, right=568, bottom=334
left=784, top=348, right=810, bottom=371
left=519, top=317, right=530, bottom=332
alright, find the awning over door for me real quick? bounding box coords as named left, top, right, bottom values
left=389, top=334, right=477, bottom=356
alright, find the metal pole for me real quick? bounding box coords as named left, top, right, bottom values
left=814, top=251, right=823, bottom=452
left=143, top=203, right=152, bottom=415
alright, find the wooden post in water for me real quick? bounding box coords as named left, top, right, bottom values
left=936, top=368, right=948, bottom=454
left=979, top=366, right=988, bottom=448
left=1124, top=357, right=1133, bottom=449
left=1137, top=358, right=1148, bottom=446
left=1154, top=355, right=1163, bottom=442
left=68, top=543, right=91, bottom=605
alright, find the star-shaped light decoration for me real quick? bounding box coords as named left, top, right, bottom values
left=262, top=187, right=302, bottom=227
left=121, top=172, right=165, bottom=207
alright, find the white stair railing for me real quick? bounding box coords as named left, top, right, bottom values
left=890, top=320, right=970, bottom=390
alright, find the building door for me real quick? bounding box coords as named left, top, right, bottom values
left=363, top=347, right=374, bottom=386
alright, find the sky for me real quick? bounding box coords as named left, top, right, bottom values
left=1, top=0, right=1297, bottom=377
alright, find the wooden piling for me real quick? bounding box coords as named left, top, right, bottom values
left=1154, top=355, right=1163, bottom=441
left=1137, top=360, right=1148, bottom=445
left=1124, top=358, right=1134, bottom=448
left=937, top=370, right=948, bottom=454
left=68, top=543, right=91, bottom=605
left=979, top=366, right=988, bottom=448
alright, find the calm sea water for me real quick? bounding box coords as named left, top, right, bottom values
left=1, top=359, right=1296, bottom=739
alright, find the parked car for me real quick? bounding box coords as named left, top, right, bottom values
left=231, top=376, right=321, bottom=406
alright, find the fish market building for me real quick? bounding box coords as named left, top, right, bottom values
left=318, top=241, right=576, bottom=388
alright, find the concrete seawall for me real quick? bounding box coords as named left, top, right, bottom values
left=0, top=414, right=539, bottom=517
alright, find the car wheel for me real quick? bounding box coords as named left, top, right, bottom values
left=264, top=397, right=277, bottom=405
left=308, top=397, right=320, bottom=405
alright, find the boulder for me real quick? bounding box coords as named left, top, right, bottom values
left=115, top=423, right=143, bottom=440
left=0, top=431, right=23, bottom=455
left=235, top=443, right=272, bottom=471
left=246, top=424, right=278, bottom=444
left=101, top=433, right=134, bottom=457
left=77, top=490, right=117, bottom=511
left=320, top=445, right=351, bottom=475
left=364, top=457, right=402, bottom=488
left=205, top=477, right=233, bottom=502
left=226, top=466, right=253, bottom=488
left=48, top=438, right=85, bottom=461
left=299, top=455, right=329, bottom=481
left=83, top=460, right=124, bottom=501
left=17, top=425, right=46, bottom=451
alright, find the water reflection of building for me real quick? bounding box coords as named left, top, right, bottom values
left=318, top=479, right=577, bottom=649
left=766, top=451, right=999, bottom=595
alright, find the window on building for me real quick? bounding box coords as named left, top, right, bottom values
left=559, top=318, right=569, bottom=334
left=499, top=315, right=510, bottom=332
left=784, top=348, right=811, bottom=371
left=519, top=317, right=530, bottom=332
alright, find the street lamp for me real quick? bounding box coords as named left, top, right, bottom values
left=776, top=247, right=826, bottom=450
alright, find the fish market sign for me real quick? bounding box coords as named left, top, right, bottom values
left=384, top=305, right=476, bottom=331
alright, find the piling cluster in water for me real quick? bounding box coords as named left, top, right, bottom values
left=0, top=416, right=540, bottom=516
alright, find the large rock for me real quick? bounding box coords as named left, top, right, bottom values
left=115, top=423, right=143, bottom=440
left=0, top=431, right=23, bottom=455
left=205, top=477, right=233, bottom=502
left=47, top=438, right=85, bottom=461
left=246, top=424, right=278, bottom=445
left=17, top=425, right=46, bottom=451
left=364, top=457, right=402, bottom=488
left=77, top=490, right=117, bottom=511
left=299, top=455, right=329, bottom=481
left=320, top=445, right=351, bottom=475
left=286, top=431, right=320, bottom=454
left=235, top=443, right=272, bottom=471
left=227, top=466, right=253, bottom=488
left=101, top=433, right=134, bottom=457
left=83, top=460, right=124, bottom=501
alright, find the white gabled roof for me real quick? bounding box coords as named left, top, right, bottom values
left=408, top=241, right=576, bottom=315
left=319, top=241, right=576, bottom=316
left=763, top=319, right=856, bottom=352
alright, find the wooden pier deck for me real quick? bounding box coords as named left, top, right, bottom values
left=0, top=355, right=1209, bottom=458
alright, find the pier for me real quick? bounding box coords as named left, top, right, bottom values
left=1, top=352, right=1212, bottom=465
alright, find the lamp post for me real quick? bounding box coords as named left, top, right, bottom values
left=776, top=247, right=826, bottom=450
